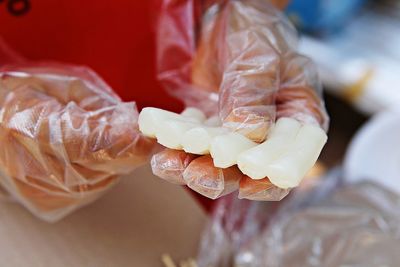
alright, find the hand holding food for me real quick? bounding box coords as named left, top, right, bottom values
left=144, top=0, right=329, bottom=200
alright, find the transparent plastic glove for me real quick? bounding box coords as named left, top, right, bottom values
left=150, top=0, right=328, bottom=201
left=0, top=62, right=157, bottom=222
left=197, top=177, right=400, bottom=267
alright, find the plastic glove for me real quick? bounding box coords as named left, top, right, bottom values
left=147, top=0, right=328, bottom=200
left=0, top=62, right=157, bottom=222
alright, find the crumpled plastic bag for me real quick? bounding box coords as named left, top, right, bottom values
left=0, top=41, right=157, bottom=222
left=197, top=170, right=400, bottom=267
left=152, top=0, right=329, bottom=201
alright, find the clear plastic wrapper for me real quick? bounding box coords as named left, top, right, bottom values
left=0, top=42, right=157, bottom=222
left=152, top=0, right=329, bottom=201
left=197, top=170, right=400, bottom=267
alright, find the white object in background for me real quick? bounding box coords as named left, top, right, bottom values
left=299, top=10, right=400, bottom=115
left=344, top=108, right=400, bottom=195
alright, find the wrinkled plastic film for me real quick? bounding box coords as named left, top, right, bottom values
left=197, top=193, right=284, bottom=267
left=157, top=0, right=328, bottom=140
left=197, top=171, right=400, bottom=267
left=157, top=0, right=219, bottom=115
left=183, top=155, right=242, bottom=199
left=154, top=0, right=329, bottom=201
left=0, top=53, right=157, bottom=221
left=197, top=171, right=340, bottom=267
left=278, top=52, right=329, bottom=130
left=215, top=0, right=328, bottom=138
left=241, top=181, right=400, bottom=267
left=238, top=176, right=289, bottom=201
left=151, top=149, right=197, bottom=185
left=216, top=1, right=295, bottom=141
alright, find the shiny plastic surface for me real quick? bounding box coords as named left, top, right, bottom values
left=0, top=44, right=157, bottom=221
left=197, top=172, right=400, bottom=267
left=152, top=0, right=329, bottom=201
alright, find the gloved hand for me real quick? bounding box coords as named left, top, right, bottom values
left=0, top=62, right=157, bottom=221
left=147, top=0, right=328, bottom=200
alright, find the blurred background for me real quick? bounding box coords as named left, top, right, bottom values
left=1, top=0, right=400, bottom=266
left=283, top=0, right=400, bottom=167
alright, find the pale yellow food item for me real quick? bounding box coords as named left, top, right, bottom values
left=210, top=132, right=257, bottom=168
left=140, top=109, right=327, bottom=190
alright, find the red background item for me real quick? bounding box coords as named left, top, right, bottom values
left=0, top=0, right=213, bottom=211
left=0, top=0, right=182, bottom=111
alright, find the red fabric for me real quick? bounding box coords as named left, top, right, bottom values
left=0, top=0, right=214, bottom=211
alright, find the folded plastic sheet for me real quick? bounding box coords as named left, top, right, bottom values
left=0, top=43, right=157, bottom=221
left=157, top=0, right=328, bottom=133
left=197, top=171, right=400, bottom=267
left=153, top=0, right=329, bottom=201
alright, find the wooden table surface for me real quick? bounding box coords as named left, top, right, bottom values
left=0, top=166, right=207, bottom=267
